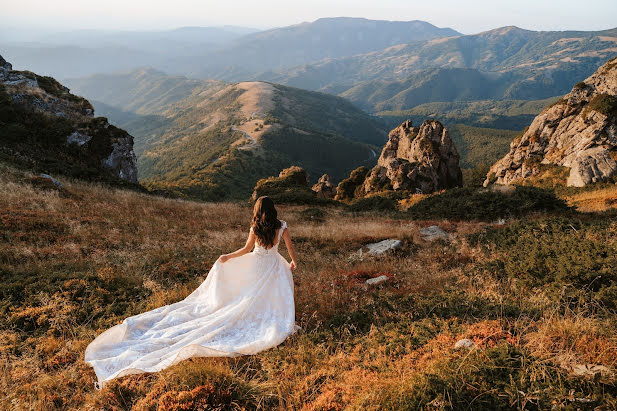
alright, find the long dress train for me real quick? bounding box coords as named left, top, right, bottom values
left=85, top=220, right=297, bottom=388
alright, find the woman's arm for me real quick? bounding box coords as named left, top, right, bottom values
left=218, top=231, right=256, bottom=263
left=282, top=227, right=298, bottom=270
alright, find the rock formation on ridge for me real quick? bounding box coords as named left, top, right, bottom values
left=355, top=120, right=462, bottom=196
left=485, top=57, right=617, bottom=187
left=312, top=174, right=336, bottom=199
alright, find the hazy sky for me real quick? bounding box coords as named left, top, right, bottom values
left=3, top=0, right=617, bottom=34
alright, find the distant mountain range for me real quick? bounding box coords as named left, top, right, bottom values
left=0, top=26, right=259, bottom=78
left=179, top=18, right=460, bottom=80
left=5, top=19, right=615, bottom=114
left=65, top=68, right=388, bottom=200
left=260, top=26, right=617, bottom=110
left=1, top=18, right=459, bottom=79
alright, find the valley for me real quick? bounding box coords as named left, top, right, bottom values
left=66, top=69, right=387, bottom=200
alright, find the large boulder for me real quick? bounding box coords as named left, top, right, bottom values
left=485, top=57, right=617, bottom=187
left=312, top=174, right=336, bottom=199
left=360, top=120, right=462, bottom=195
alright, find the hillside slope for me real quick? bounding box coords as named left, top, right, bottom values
left=66, top=69, right=388, bottom=200
left=2, top=163, right=617, bottom=409
left=0, top=55, right=138, bottom=185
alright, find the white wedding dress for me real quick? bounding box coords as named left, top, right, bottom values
left=85, top=221, right=297, bottom=388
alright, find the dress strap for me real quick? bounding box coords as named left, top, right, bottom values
left=279, top=220, right=287, bottom=240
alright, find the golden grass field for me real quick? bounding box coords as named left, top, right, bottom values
left=1, top=164, right=616, bottom=410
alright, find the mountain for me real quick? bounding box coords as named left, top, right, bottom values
left=0, top=55, right=137, bottom=184
left=261, top=26, right=617, bottom=109
left=486, top=57, right=617, bottom=187
left=2, top=18, right=458, bottom=81
left=183, top=17, right=460, bottom=80
left=65, top=69, right=388, bottom=200
left=0, top=26, right=258, bottom=79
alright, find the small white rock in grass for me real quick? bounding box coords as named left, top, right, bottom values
left=365, top=239, right=403, bottom=255
left=454, top=338, right=476, bottom=349
left=420, top=225, right=450, bottom=242
left=572, top=364, right=611, bottom=377
left=365, top=275, right=389, bottom=286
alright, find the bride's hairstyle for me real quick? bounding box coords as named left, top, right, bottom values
left=252, top=196, right=282, bottom=248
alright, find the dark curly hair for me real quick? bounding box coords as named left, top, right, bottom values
left=251, top=196, right=282, bottom=248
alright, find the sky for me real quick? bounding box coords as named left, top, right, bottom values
left=2, top=0, right=617, bottom=34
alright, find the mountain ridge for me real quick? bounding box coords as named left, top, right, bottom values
left=66, top=69, right=388, bottom=200
left=258, top=26, right=617, bottom=110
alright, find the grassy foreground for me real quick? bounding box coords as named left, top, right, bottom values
left=1, top=165, right=616, bottom=410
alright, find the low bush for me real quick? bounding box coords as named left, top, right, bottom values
left=585, top=93, right=617, bottom=118
left=469, top=217, right=617, bottom=307
left=335, top=166, right=370, bottom=201
left=251, top=166, right=332, bottom=205
left=347, top=195, right=397, bottom=212
left=407, top=186, right=570, bottom=220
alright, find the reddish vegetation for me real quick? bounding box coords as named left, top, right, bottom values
left=1, top=165, right=616, bottom=409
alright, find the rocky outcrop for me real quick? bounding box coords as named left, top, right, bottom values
left=360, top=120, right=462, bottom=195
left=485, top=57, right=617, bottom=187
left=0, top=54, right=138, bottom=184
left=251, top=166, right=325, bottom=204
left=0, top=55, right=12, bottom=80
left=312, top=174, right=336, bottom=199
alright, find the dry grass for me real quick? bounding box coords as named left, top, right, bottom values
left=564, top=185, right=617, bottom=212
left=1, top=164, right=616, bottom=410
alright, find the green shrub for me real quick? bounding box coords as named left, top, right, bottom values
left=298, top=207, right=329, bottom=222
left=347, top=194, right=397, bottom=212
left=469, top=217, right=617, bottom=308
left=407, top=186, right=570, bottom=220
left=462, top=164, right=490, bottom=187
left=251, top=166, right=332, bottom=205
left=374, top=342, right=616, bottom=409
left=584, top=93, right=617, bottom=118
left=335, top=166, right=370, bottom=201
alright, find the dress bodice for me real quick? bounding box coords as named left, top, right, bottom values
left=252, top=220, right=287, bottom=256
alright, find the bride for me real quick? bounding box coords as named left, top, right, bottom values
left=85, top=196, right=299, bottom=388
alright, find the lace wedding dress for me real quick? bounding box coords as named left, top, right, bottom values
left=85, top=221, right=297, bottom=388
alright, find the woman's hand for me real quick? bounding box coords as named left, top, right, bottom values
left=290, top=260, right=297, bottom=270
left=218, top=255, right=230, bottom=264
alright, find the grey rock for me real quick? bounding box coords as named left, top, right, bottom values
left=420, top=225, right=451, bottom=241
left=0, top=55, right=12, bottom=81
left=365, top=275, right=389, bottom=286
left=365, top=239, right=403, bottom=255
left=102, top=139, right=138, bottom=183
left=454, top=338, right=476, bottom=349
left=66, top=131, right=92, bottom=146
